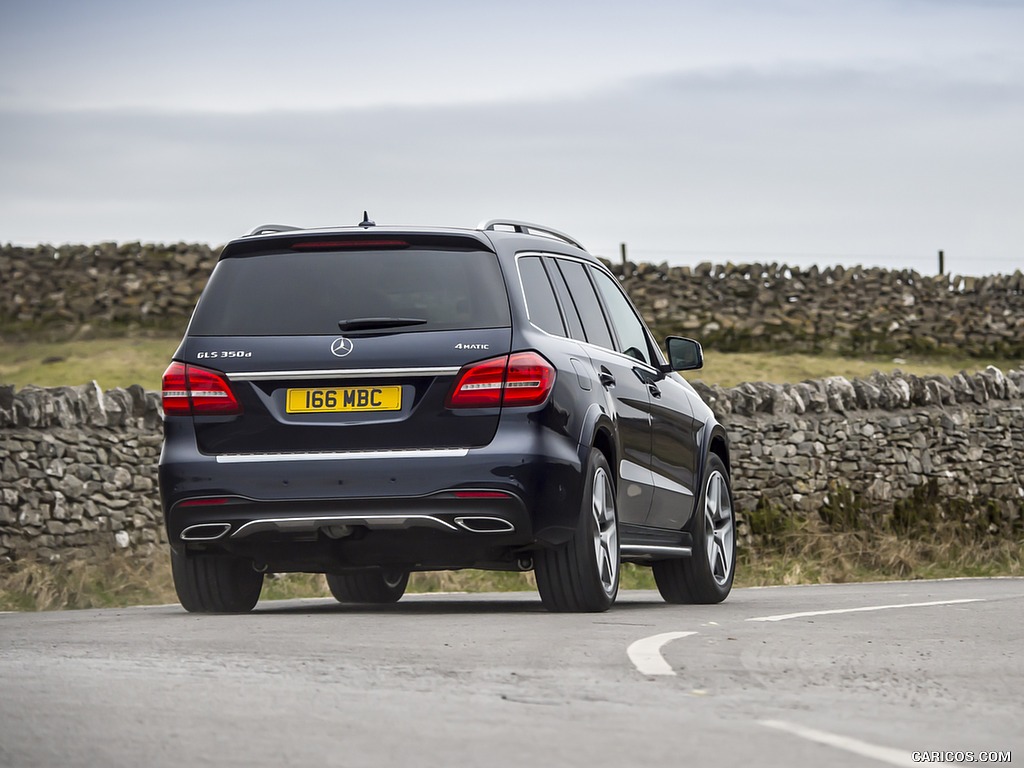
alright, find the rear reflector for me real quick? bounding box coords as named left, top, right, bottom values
left=161, top=363, right=243, bottom=417
left=178, top=497, right=232, bottom=507
left=453, top=491, right=511, bottom=499
left=447, top=352, right=555, bottom=408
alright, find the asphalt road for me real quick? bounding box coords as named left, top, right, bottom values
left=1, top=578, right=1020, bottom=768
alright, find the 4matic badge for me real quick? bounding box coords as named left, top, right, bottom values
left=330, top=337, right=354, bottom=357
left=455, top=343, right=489, bottom=350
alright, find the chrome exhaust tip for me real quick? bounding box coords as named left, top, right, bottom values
left=453, top=516, right=516, bottom=534
left=180, top=523, right=232, bottom=541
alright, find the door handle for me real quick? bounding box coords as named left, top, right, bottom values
left=598, top=368, right=616, bottom=388
left=648, top=384, right=662, bottom=398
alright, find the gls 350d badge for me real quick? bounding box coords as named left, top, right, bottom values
left=330, top=337, right=354, bottom=357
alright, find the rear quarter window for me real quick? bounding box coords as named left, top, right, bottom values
left=188, top=249, right=511, bottom=336
left=518, top=256, right=565, bottom=336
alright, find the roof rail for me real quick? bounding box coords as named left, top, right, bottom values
left=477, top=219, right=585, bottom=251
left=245, top=224, right=302, bottom=237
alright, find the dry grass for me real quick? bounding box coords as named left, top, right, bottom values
left=0, top=333, right=1019, bottom=393
left=0, top=556, right=179, bottom=612
left=0, top=334, right=180, bottom=392
left=738, top=518, right=1023, bottom=587
left=3, top=531, right=1019, bottom=612
left=689, top=350, right=1023, bottom=388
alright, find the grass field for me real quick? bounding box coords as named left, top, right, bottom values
left=1, top=333, right=1019, bottom=391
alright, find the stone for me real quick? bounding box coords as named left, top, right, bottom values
left=57, top=474, right=87, bottom=500
left=52, top=491, right=70, bottom=520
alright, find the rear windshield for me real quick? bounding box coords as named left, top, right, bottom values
left=188, top=248, right=511, bottom=336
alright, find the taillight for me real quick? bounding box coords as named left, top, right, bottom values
left=187, top=365, right=242, bottom=414
left=161, top=362, right=242, bottom=416
left=447, top=352, right=555, bottom=408
left=161, top=362, right=190, bottom=416
left=446, top=356, right=506, bottom=407
left=504, top=352, right=556, bottom=406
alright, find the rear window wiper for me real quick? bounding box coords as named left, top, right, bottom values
left=337, top=317, right=428, bottom=332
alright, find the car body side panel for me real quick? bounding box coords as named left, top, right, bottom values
left=644, top=372, right=702, bottom=529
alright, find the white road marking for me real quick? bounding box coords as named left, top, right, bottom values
left=627, top=631, right=697, bottom=675
left=759, top=720, right=921, bottom=767
left=746, top=598, right=984, bottom=623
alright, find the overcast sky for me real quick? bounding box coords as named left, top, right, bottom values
left=1, top=0, right=1022, bottom=275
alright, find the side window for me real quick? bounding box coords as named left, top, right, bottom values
left=545, top=257, right=586, bottom=341
left=591, top=268, right=653, bottom=366
left=556, top=260, right=615, bottom=350
left=518, top=256, right=565, bottom=336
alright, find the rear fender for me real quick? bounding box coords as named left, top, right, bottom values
left=531, top=403, right=616, bottom=548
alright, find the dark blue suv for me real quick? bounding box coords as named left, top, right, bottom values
left=159, top=219, right=735, bottom=612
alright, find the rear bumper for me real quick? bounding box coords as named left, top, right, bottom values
left=169, top=492, right=531, bottom=544
left=159, top=417, right=587, bottom=569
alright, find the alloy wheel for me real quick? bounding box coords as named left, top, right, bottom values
left=703, top=469, right=734, bottom=586
left=591, top=466, right=619, bottom=596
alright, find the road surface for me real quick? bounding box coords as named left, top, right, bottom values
left=1, top=578, right=1020, bottom=767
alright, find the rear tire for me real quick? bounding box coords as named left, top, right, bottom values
left=653, top=453, right=735, bottom=604
left=171, top=549, right=264, bottom=613
left=326, top=568, right=409, bottom=604
left=535, top=448, right=619, bottom=612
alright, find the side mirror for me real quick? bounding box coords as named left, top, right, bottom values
left=665, top=336, right=704, bottom=371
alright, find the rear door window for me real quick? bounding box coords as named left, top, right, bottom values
left=546, top=257, right=587, bottom=341
left=189, top=249, right=511, bottom=336
left=555, top=260, right=614, bottom=349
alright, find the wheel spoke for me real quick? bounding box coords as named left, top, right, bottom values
left=709, top=475, right=721, bottom=518
left=590, top=468, right=618, bottom=594
left=709, top=538, right=723, bottom=579
left=704, top=470, right=734, bottom=586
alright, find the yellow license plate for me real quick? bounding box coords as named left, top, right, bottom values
left=286, top=386, right=402, bottom=413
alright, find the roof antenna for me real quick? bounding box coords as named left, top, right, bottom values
left=359, top=211, right=375, bottom=228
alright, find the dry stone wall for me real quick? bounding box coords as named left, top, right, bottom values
left=2, top=243, right=1023, bottom=357
left=613, top=260, right=1024, bottom=357
left=0, top=383, right=165, bottom=563
left=1, top=243, right=217, bottom=333
left=691, top=366, right=1024, bottom=538
left=1, top=368, right=1022, bottom=564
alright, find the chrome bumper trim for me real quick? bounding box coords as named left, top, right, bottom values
left=227, top=366, right=460, bottom=382
left=231, top=514, right=459, bottom=538
left=216, top=448, right=471, bottom=464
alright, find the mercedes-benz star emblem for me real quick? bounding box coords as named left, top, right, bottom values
left=330, top=337, right=354, bottom=358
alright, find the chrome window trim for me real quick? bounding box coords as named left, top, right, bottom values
left=514, top=251, right=571, bottom=339
left=514, top=252, right=665, bottom=374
